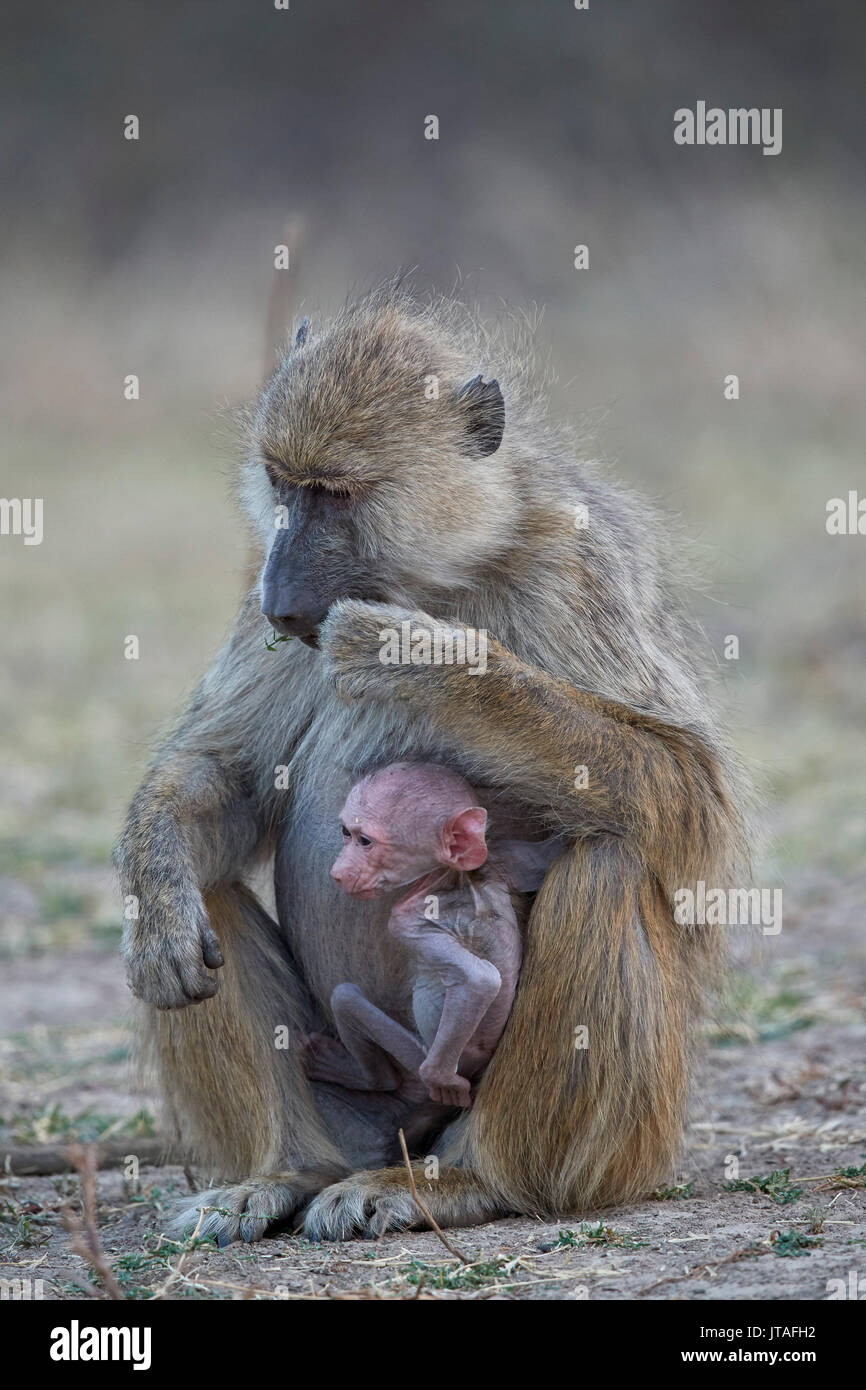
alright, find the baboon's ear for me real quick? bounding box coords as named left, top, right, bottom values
left=294, top=316, right=310, bottom=348
left=454, top=374, right=505, bottom=457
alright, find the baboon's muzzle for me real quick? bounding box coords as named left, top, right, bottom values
left=261, top=521, right=337, bottom=644
left=261, top=510, right=388, bottom=649
left=263, top=603, right=326, bottom=644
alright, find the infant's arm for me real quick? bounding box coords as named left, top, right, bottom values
left=402, top=922, right=503, bottom=1106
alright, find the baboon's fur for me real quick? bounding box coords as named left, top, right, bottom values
left=116, top=281, right=750, bottom=1242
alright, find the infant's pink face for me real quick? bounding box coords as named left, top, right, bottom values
left=330, top=784, right=436, bottom=899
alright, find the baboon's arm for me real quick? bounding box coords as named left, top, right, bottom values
left=320, top=601, right=736, bottom=891
left=116, top=748, right=264, bottom=1008
left=118, top=753, right=259, bottom=900
left=115, top=600, right=313, bottom=1008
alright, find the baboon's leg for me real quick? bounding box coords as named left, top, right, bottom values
left=459, top=837, right=694, bottom=1208
left=304, top=605, right=733, bottom=1236
left=303, top=837, right=695, bottom=1238
left=145, top=882, right=350, bottom=1243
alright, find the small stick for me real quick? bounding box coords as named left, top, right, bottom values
left=246, top=210, right=303, bottom=591
left=63, top=1144, right=125, bottom=1301
left=637, top=1243, right=762, bottom=1297
left=262, top=214, right=304, bottom=381
left=3, top=1138, right=168, bottom=1176
left=151, top=1206, right=206, bottom=1300
left=397, top=1129, right=469, bottom=1264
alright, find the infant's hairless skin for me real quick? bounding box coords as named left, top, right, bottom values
left=302, top=761, right=537, bottom=1109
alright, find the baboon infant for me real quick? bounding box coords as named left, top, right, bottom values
left=303, top=762, right=530, bottom=1109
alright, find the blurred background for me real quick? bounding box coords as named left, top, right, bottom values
left=0, top=0, right=864, bottom=1156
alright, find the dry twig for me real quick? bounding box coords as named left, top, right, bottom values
left=397, top=1128, right=470, bottom=1264
left=62, top=1143, right=125, bottom=1301
left=3, top=1138, right=167, bottom=1176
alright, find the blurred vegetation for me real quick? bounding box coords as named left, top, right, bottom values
left=0, top=1, right=863, bottom=1018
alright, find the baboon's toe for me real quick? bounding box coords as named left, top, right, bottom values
left=169, top=1179, right=305, bottom=1246
left=302, top=1175, right=418, bottom=1240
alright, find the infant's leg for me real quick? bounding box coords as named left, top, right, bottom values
left=330, top=982, right=427, bottom=1090
left=300, top=1031, right=381, bottom=1090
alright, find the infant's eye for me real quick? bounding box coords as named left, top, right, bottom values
left=358, top=835, right=372, bottom=847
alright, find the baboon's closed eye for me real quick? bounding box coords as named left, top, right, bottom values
left=263, top=457, right=357, bottom=505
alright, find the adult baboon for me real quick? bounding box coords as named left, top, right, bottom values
left=116, top=282, right=748, bottom=1242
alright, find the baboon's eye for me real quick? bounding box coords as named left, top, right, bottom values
left=307, top=481, right=354, bottom=504
left=260, top=459, right=356, bottom=505
left=262, top=456, right=284, bottom=489
left=358, top=834, right=372, bottom=848
left=341, top=824, right=351, bottom=839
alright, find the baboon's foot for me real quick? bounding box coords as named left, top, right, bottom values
left=302, top=1165, right=505, bottom=1240
left=170, top=1171, right=337, bottom=1246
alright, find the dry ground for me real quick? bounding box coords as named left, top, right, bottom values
left=2, top=185, right=865, bottom=1299
left=1, top=849, right=864, bottom=1300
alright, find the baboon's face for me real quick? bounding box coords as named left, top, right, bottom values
left=258, top=475, right=390, bottom=646
left=330, top=764, right=488, bottom=896
left=243, top=307, right=513, bottom=646
left=330, top=787, right=438, bottom=899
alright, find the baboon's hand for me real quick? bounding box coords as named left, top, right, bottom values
left=319, top=599, right=462, bottom=702
left=121, top=892, right=224, bottom=1010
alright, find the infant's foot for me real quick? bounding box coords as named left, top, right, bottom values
left=299, top=1032, right=362, bottom=1086
left=418, top=1062, right=472, bottom=1108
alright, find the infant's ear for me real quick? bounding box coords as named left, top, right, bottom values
left=442, top=807, right=488, bottom=871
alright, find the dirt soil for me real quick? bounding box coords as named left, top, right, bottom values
left=1, top=869, right=864, bottom=1302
